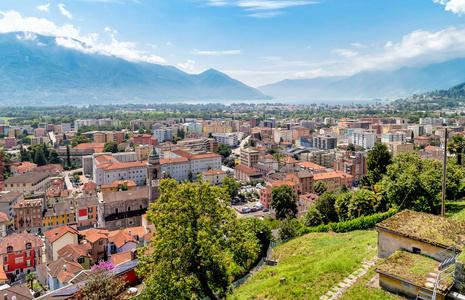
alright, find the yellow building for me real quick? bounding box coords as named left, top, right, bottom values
left=135, top=144, right=153, bottom=161
left=382, top=124, right=404, bottom=133
left=42, top=201, right=76, bottom=230
left=385, top=142, right=414, bottom=156
left=101, top=180, right=137, bottom=194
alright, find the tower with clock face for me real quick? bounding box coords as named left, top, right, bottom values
left=147, top=147, right=161, bottom=203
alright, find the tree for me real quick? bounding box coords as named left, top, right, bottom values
left=277, top=218, right=299, bottom=241
left=448, top=135, right=465, bottom=166
left=314, top=180, right=328, bottom=196
left=360, top=174, right=371, bottom=188
left=241, top=218, right=272, bottom=256
left=222, top=176, right=241, bottom=200
left=73, top=174, right=80, bottom=182
left=366, top=143, right=392, bottom=186
left=347, top=143, right=356, bottom=151
left=26, top=273, right=37, bottom=288
left=20, top=147, right=31, bottom=162
left=215, top=143, right=232, bottom=160
left=208, top=132, right=214, bottom=138
left=292, top=154, right=299, bottom=161
left=379, top=152, right=464, bottom=213
left=49, top=150, right=62, bottom=164
left=66, top=145, right=71, bottom=167
left=137, top=179, right=259, bottom=300
left=270, top=184, right=298, bottom=220
left=187, top=169, right=193, bottom=182
left=103, top=141, right=118, bottom=153
left=338, top=184, right=349, bottom=193
left=72, top=261, right=125, bottom=300
left=301, top=209, right=322, bottom=227
left=314, top=192, right=338, bottom=224
left=71, top=135, right=90, bottom=147
left=34, top=147, right=47, bottom=166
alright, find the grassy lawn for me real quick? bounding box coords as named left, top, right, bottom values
left=340, top=267, right=402, bottom=300
left=445, top=200, right=465, bottom=220
left=0, top=117, right=15, bottom=124
left=229, top=230, right=378, bottom=300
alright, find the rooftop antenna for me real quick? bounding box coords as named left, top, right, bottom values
left=441, top=128, right=448, bottom=217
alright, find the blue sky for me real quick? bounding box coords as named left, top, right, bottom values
left=1, top=0, right=465, bottom=87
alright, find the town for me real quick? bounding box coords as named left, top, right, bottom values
left=0, top=103, right=463, bottom=299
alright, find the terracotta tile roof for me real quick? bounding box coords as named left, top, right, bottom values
left=4, top=171, right=51, bottom=185
left=171, top=149, right=194, bottom=158
left=144, top=232, right=153, bottom=243
left=96, top=160, right=148, bottom=171
left=201, top=169, right=226, bottom=176
left=44, top=225, right=79, bottom=244
left=280, top=157, right=299, bottom=164
left=101, top=180, right=137, bottom=189
left=82, top=228, right=109, bottom=243
left=32, top=164, right=64, bottom=172
left=0, top=211, right=8, bottom=223
left=298, top=161, right=326, bottom=169
left=12, top=198, right=42, bottom=209
left=82, top=182, right=97, bottom=191
left=313, top=172, right=341, bottom=181
left=159, top=157, right=189, bottom=164
left=0, top=284, right=33, bottom=300
left=273, top=180, right=298, bottom=188
left=264, top=154, right=274, bottom=159
left=73, top=142, right=105, bottom=153
left=57, top=243, right=91, bottom=261
left=110, top=250, right=133, bottom=266
left=299, top=193, right=319, bottom=202
left=108, top=230, right=137, bottom=248
left=123, top=226, right=146, bottom=239
left=415, top=136, right=428, bottom=140
left=95, top=155, right=118, bottom=164
left=235, top=164, right=261, bottom=175
left=47, top=258, right=83, bottom=282
left=0, top=232, right=43, bottom=254
left=425, top=145, right=440, bottom=151
left=190, top=153, right=222, bottom=160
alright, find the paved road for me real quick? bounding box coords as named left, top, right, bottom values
left=233, top=135, right=250, bottom=156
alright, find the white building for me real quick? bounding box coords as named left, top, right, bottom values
left=381, top=131, right=406, bottom=144
left=273, top=129, right=293, bottom=144
left=352, top=130, right=377, bottom=149
left=74, top=119, right=98, bottom=131
left=160, top=150, right=222, bottom=181
left=213, top=133, right=238, bottom=147
left=60, top=123, right=72, bottom=133
left=153, top=128, right=173, bottom=142
left=93, top=154, right=147, bottom=185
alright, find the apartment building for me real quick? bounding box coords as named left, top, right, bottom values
left=352, top=130, right=376, bottom=149
left=240, top=148, right=259, bottom=168
left=312, top=136, right=337, bottom=150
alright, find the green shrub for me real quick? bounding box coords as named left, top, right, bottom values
left=299, top=209, right=397, bottom=235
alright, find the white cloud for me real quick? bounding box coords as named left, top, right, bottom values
left=177, top=59, right=196, bottom=71
left=104, top=27, right=111, bottom=32
left=434, top=0, right=465, bottom=15
left=0, top=10, right=167, bottom=65
left=192, top=49, right=243, bottom=55
left=16, top=32, right=37, bottom=41
left=351, top=42, right=366, bottom=48
left=332, top=49, right=359, bottom=57
left=58, top=4, right=73, bottom=19
left=37, top=3, right=50, bottom=12
left=248, top=11, right=283, bottom=18
left=166, top=41, right=173, bottom=46
left=146, top=43, right=158, bottom=48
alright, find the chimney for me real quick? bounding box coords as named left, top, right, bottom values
left=63, top=264, right=67, bottom=271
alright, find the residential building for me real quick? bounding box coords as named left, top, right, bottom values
left=82, top=182, right=97, bottom=196
left=108, top=230, right=137, bottom=256
left=93, top=158, right=147, bottom=186
left=201, top=170, right=226, bottom=185
left=187, top=123, right=203, bottom=134
left=313, top=136, right=337, bottom=150
left=101, top=180, right=137, bottom=194
left=257, top=158, right=279, bottom=171
left=75, top=195, right=99, bottom=229
left=292, top=127, right=310, bottom=141
left=160, top=157, right=190, bottom=181
left=381, top=131, right=407, bottom=144
left=240, top=148, right=259, bottom=168
left=386, top=142, right=414, bottom=156
left=43, top=258, right=84, bottom=291
left=57, top=243, right=92, bottom=270
left=0, top=232, right=43, bottom=278
left=333, top=151, right=367, bottom=184
left=234, top=165, right=263, bottom=183
left=213, top=133, right=238, bottom=147
left=0, top=212, right=7, bottom=237
left=273, top=129, right=293, bottom=144
left=42, top=200, right=77, bottom=231
left=352, top=130, right=376, bottom=149
left=286, top=170, right=313, bottom=194
left=133, top=134, right=158, bottom=147
left=12, top=198, right=43, bottom=232
left=44, top=225, right=79, bottom=262
left=408, top=125, right=425, bottom=138
left=298, top=135, right=313, bottom=148
left=250, top=116, right=260, bottom=128
left=82, top=228, right=109, bottom=262
left=11, top=162, right=38, bottom=176
left=4, top=137, right=16, bottom=149
left=74, top=119, right=99, bottom=131
left=98, top=118, right=120, bottom=127
left=4, top=172, right=52, bottom=195
left=153, top=128, right=173, bottom=142
left=161, top=150, right=222, bottom=181
left=0, top=191, right=23, bottom=221
left=260, top=180, right=301, bottom=209
left=280, top=157, right=299, bottom=172
left=135, top=144, right=152, bottom=161
left=297, top=161, right=327, bottom=174
left=300, top=150, right=335, bottom=168
left=299, top=120, right=315, bottom=131
left=313, top=172, right=341, bottom=192
left=414, top=136, right=429, bottom=147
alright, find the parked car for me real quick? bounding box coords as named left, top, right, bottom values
left=242, top=206, right=250, bottom=213
left=250, top=207, right=257, bottom=212
left=254, top=203, right=264, bottom=210
left=263, top=208, right=269, bottom=212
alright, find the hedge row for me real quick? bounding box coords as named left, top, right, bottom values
left=299, top=209, right=397, bottom=235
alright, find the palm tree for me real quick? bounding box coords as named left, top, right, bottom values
left=448, top=135, right=465, bottom=166
left=26, top=273, right=37, bottom=288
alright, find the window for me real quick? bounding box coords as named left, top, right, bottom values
left=15, top=257, right=23, bottom=264
left=4, top=265, right=8, bottom=271
left=128, top=206, right=131, bottom=211
left=77, top=257, right=85, bottom=264
left=25, top=243, right=31, bottom=249
left=3, top=256, right=7, bottom=262
left=115, top=208, right=118, bottom=213
left=413, top=247, right=421, bottom=254
left=99, top=240, right=103, bottom=245
left=6, top=247, right=12, bottom=253
left=26, top=251, right=31, bottom=257
left=26, top=260, right=31, bottom=267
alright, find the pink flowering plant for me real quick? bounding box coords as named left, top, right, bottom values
left=90, top=260, right=115, bottom=273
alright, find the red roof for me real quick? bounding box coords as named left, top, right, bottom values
left=101, top=180, right=137, bottom=189
left=235, top=164, right=261, bottom=175
left=44, top=225, right=79, bottom=243
left=159, top=157, right=189, bottom=164
left=201, top=169, right=226, bottom=176
left=110, top=250, right=133, bottom=266
left=73, top=143, right=105, bottom=153
left=281, top=157, right=299, bottom=164
left=95, top=155, right=118, bottom=164
left=415, top=136, right=428, bottom=140
left=298, top=161, right=326, bottom=169
left=96, top=160, right=147, bottom=171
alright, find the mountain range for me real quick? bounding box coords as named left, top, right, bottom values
left=0, top=32, right=271, bottom=105
left=258, top=59, right=465, bottom=100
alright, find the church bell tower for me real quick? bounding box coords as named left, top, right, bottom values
left=147, top=148, right=161, bottom=203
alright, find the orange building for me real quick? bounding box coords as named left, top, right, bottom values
left=101, top=180, right=137, bottom=194
left=260, top=180, right=301, bottom=209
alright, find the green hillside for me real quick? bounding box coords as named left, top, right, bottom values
left=229, top=230, right=398, bottom=300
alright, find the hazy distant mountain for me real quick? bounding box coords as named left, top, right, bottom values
left=259, top=59, right=465, bottom=100
left=0, top=32, right=271, bottom=105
